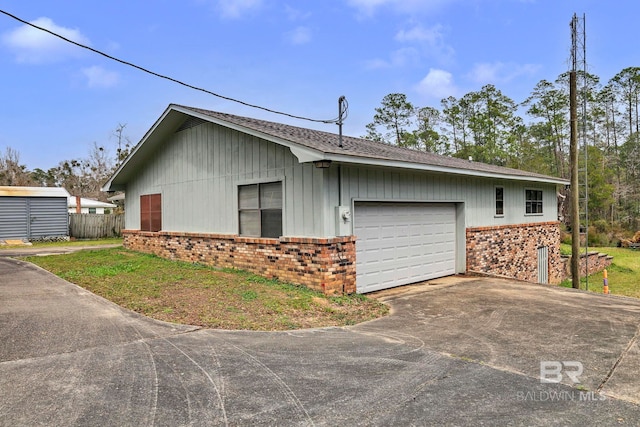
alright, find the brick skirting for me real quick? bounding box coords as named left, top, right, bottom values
left=562, top=252, right=613, bottom=279
left=122, top=230, right=356, bottom=295
left=466, top=222, right=564, bottom=284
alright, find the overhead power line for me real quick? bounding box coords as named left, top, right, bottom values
left=0, top=8, right=339, bottom=124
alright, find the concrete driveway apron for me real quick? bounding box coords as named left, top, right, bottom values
left=1, top=258, right=639, bottom=426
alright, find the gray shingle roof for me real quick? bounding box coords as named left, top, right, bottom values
left=177, top=105, right=567, bottom=184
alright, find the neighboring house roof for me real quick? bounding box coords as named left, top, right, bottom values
left=103, top=104, right=569, bottom=191
left=68, top=197, right=116, bottom=209
left=107, top=193, right=125, bottom=202
left=0, top=186, right=70, bottom=198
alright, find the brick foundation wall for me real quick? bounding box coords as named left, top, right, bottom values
left=562, top=252, right=613, bottom=279
left=122, top=230, right=356, bottom=295
left=466, top=222, right=564, bottom=284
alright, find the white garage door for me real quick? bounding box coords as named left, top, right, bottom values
left=354, top=202, right=457, bottom=293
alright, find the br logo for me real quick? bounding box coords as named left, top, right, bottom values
left=540, top=361, right=584, bottom=384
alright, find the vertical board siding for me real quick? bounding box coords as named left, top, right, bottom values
left=291, top=158, right=303, bottom=233
left=127, top=121, right=326, bottom=237
left=302, top=164, right=315, bottom=236
left=126, top=118, right=559, bottom=238
left=340, top=166, right=558, bottom=228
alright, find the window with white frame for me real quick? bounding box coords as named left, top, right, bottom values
left=238, top=182, right=282, bottom=238
left=525, top=189, right=543, bottom=214
left=495, top=186, right=504, bottom=216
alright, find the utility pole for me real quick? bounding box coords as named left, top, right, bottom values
left=569, top=13, right=588, bottom=289
left=570, top=14, right=580, bottom=289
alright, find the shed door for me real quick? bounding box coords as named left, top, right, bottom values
left=354, top=202, right=456, bottom=293
left=29, top=198, right=69, bottom=239
left=537, top=246, right=549, bottom=284
left=0, top=197, right=29, bottom=239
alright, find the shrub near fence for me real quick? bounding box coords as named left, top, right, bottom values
left=69, top=213, right=124, bottom=239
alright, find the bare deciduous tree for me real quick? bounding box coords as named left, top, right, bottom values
left=0, top=147, right=34, bottom=186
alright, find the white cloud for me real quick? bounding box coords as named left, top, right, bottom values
left=468, top=62, right=540, bottom=85
left=284, top=5, right=311, bottom=21
left=367, top=23, right=453, bottom=70
left=285, top=26, right=312, bottom=45
left=390, top=47, right=420, bottom=67
left=346, top=0, right=390, bottom=17
left=415, top=68, right=458, bottom=99
left=2, top=17, right=90, bottom=64
left=346, top=0, right=452, bottom=17
left=81, top=66, right=120, bottom=88
left=364, top=58, right=391, bottom=70
left=396, top=23, right=454, bottom=64
left=216, top=0, right=263, bottom=18
left=364, top=47, right=419, bottom=69
left=395, top=24, right=442, bottom=44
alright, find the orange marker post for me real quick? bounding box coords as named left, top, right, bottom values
left=603, top=269, right=609, bottom=295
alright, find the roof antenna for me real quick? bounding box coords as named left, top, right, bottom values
left=337, top=96, right=348, bottom=148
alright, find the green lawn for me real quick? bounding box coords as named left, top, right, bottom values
left=561, top=246, right=640, bottom=298
left=25, top=247, right=388, bottom=330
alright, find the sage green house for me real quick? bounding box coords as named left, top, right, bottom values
left=103, top=104, right=568, bottom=294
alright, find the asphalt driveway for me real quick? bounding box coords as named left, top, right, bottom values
left=1, top=256, right=640, bottom=426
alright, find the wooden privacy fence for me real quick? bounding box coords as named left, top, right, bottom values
left=69, top=213, right=124, bottom=239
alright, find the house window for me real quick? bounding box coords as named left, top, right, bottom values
left=88, top=208, right=97, bottom=214
left=238, top=182, right=282, bottom=238
left=495, top=187, right=504, bottom=216
left=525, top=189, right=543, bottom=214
left=140, top=193, right=162, bottom=232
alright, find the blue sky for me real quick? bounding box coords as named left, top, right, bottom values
left=1, top=0, right=638, bottom=170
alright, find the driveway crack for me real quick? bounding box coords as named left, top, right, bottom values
left=596, top=324, right=640, bottom=393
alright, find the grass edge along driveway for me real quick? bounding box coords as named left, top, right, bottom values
left=25, top=247, right=388, bottom=331
left=0, top=238, right=123, bottom=249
